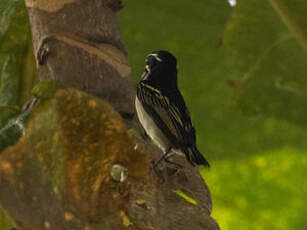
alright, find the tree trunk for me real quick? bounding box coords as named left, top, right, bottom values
left=27, top=0, right=135, bottom=118
left=0, top=0, right=220, bottom=229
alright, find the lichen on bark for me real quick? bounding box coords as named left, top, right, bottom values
left=0, top=88, right=148, bottom=230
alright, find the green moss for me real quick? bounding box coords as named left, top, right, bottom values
left=110, top=164, right=128, bottom=182
left=31, top=80, right=64, bottom=100
left=27, top=98, right=65, bottom=196
left=127, top=128, right=144, bottom=143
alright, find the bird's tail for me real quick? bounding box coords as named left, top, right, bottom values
left=185, top=146, right=210, bottom=167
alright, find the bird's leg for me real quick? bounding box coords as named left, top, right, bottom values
left=164, top=152, right=183, bottom=168
left=151, top=147, right=172, bottom=169
left=150, top=148, right=172, bottom=183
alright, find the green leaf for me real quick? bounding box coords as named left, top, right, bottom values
left=224, top=0, right=307, bottom=126
left=173, top=190, right=197, bottom=205
left=0, top=114, right=23, bottom=153
left=0, top=79, right=63, bottom=153
left=0, top=0, right=38, bottom=130
left=269, top=0, right=307, bottom=51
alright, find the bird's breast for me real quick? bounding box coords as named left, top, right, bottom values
left=135, top=97, right=171, bottom=152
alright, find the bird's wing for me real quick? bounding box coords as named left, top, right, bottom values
left=137, top=83, right=196, bottom=149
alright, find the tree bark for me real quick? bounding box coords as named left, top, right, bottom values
left=26, top=0, right=135, bottom=117
left=0, top=0, right=220, bottom=229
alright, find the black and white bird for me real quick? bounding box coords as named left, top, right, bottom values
left=135, top=50, right=210, bottom=170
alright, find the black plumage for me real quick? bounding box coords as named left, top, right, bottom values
left=136, top=50, right=210, bottom=167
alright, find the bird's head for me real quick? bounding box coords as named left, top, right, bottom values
left=141, top=50, right=178, bottom=90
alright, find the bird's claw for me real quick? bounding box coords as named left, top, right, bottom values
left=150, top=160, right=165, bottom=183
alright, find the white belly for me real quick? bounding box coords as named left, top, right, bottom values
left=135, top=97, right=171, bottom=152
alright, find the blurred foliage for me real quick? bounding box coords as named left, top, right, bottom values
left=0, top=80, right=64, bottom=153
left=0, top=115, right=24, bottom=153
left=224, top=0, right=307, bottom=126
left=0, top=208, right=13, bottom=230
left=120, top=0, right=307, bottom=229
left=202, top=147, right=307, bottom=230
left=0, top=0, right=38, bottom=133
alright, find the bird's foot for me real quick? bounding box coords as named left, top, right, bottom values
left=164, top=157, right=183, bottom=169
left=150, top=160, right=165, bottom=183
left=166, top=166, right=180, bottom=177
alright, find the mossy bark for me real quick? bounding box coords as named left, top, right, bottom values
left=0, top=89, right=219, bottom=230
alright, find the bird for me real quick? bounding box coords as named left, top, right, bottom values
left=135, top=50, right=210, bottom=172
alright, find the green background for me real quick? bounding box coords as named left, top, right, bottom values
left=119, top=0, right=307, bottom=229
